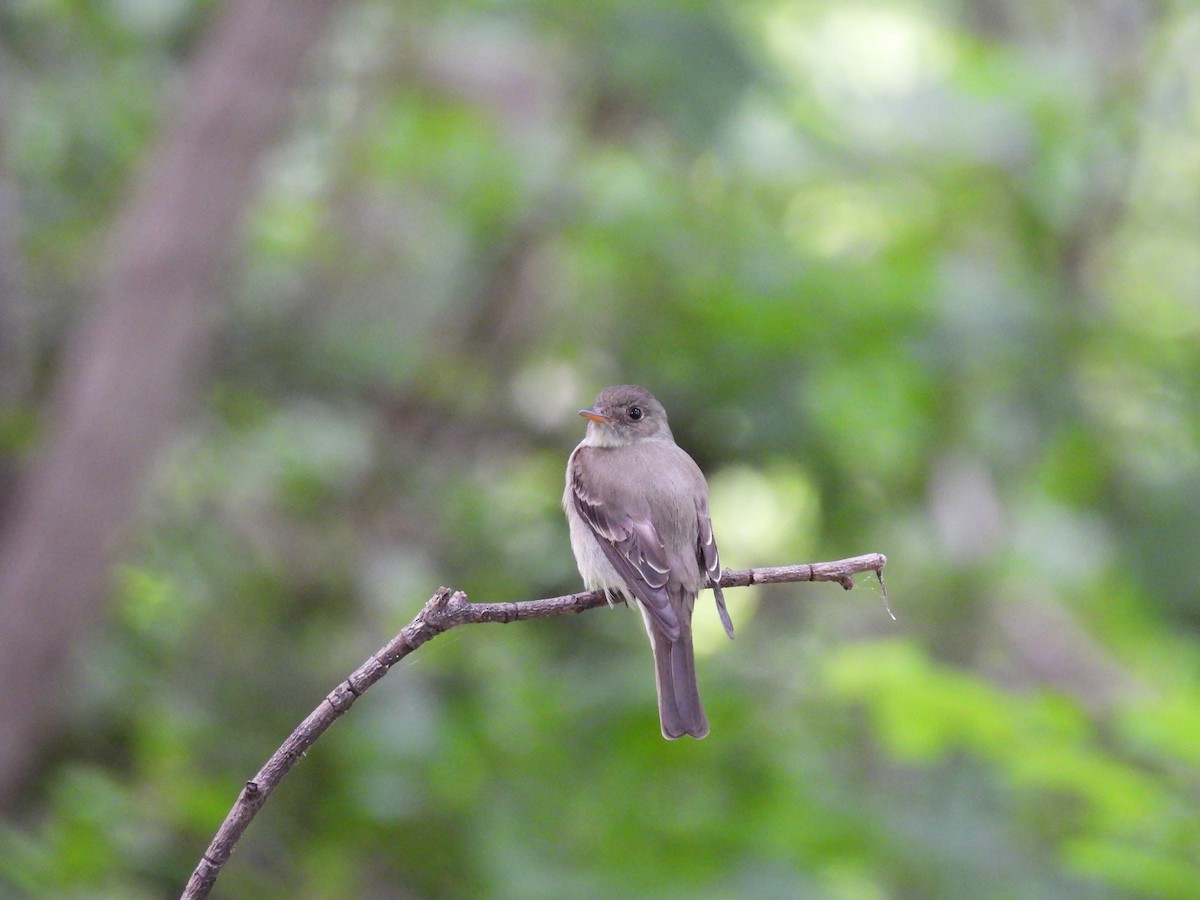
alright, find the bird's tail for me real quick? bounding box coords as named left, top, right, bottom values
left=648, top=621, right=708, bottom=739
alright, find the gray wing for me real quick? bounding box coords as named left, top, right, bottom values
left=570, top=448, right=680, bottom=641
left=696, top=495, right=735, bottom=639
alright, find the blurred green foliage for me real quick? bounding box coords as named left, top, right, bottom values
left=3, top=0, right=1200, bottom=897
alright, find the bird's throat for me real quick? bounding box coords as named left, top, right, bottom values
left=582, top=424, right=626, bottom=448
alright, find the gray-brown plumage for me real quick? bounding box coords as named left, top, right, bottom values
left=563, top=385, right=734, bottom=739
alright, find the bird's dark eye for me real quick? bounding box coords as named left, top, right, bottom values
left=628, top=406, right=643, bottom=421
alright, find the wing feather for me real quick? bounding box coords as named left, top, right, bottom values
left=570, top=449, right=680, bottom=640
left=696, top=496, right=735, bottom=639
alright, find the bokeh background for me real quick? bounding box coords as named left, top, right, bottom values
left=2, top=0, right=1200, bottom=897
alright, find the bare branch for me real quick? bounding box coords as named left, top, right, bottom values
left=180, top=553, right=888, bottom=899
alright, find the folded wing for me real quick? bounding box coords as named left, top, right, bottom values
left=696, top=495, right=735, bottom=639
left=569, top=449, right=680, bottom=641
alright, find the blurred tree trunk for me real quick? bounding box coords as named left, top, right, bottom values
left=0, top=69, right=29, bottom=519
left=0, top=107, right=28, bottom=409
left=0, top=0, right=346, bottom=803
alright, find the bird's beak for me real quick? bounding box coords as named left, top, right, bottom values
left=579, top=407, right=615, bottom=424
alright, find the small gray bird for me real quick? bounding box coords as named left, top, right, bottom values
left=564, top=385, right=735, bottom=739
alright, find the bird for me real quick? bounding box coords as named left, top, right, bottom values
left=563, top=384, right=734, bottom=739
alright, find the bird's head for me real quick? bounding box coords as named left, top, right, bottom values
left=579, top=384, right=673, bottom=447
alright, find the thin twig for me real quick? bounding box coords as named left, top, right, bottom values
left=180, top=552, right=888, bottom=899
